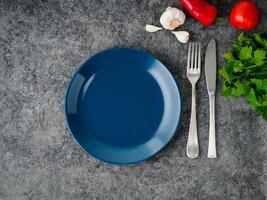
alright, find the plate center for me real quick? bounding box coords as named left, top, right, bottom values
left=78, top=66, right=164, bottom=147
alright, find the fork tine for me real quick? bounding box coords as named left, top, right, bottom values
left=194, top=43, right=198, bottom=69
left=187, top=43, right=192, bottom=70
left=191, top=43, right=195, bottom=69
left=198, top=43, right=201, bottom=70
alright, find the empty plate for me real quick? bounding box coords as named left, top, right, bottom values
left=64, top=48, right=181, bottom=164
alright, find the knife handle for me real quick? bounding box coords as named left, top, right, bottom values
left=207, top=93, right=217, bottom=159
left=186, top=84, right=199, bottom=159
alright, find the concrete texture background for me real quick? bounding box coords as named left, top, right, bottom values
left=0, top=0, right=266, bottom=199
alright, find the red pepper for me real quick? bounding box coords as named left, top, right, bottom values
left=180, top=0, right=218, bottom=26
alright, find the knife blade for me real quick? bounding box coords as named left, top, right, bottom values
left=205, top=39, right=217, bottom=159
left=205, top=39, right=217, bottom=93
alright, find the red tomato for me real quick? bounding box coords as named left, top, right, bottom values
left=230, top=0, right=260, bottom=31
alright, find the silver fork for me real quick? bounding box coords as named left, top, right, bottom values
left=186, top=42, right=201, bottom=159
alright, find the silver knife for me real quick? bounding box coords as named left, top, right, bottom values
left=205, top=39, right=217, bottom=159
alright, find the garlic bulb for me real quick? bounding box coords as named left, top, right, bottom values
left=145, top=24, right=163, bottom=33
left=172, top=31, right=190, bottom=43
left=160, top=7, right=186, bottom=30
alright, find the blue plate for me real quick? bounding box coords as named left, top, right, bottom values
left=65, top=48, right=181, bottom=164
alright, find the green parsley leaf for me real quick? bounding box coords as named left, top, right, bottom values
left=223, top=51, right=235, bottom=62
left=258, top=94, right=267, bottom=106
left=247, top=88, right=260, bottom=108
left=253, top=49, right=266, bottom=66
left=237, top=33, right=253, bottom=47
left=254, top=32, right=267, bottom=48
left=254, top=33, right=265, bottom=47
left=251, top=79, right=267, bottom=93
left=233, top=61, right=244, bottom=73
left=239, top=46, right=252, bottom=60
left=231, top=81, right=245, bottom=98
left=219, top=67, right=232, bottom=82
left=254, top=49, right=266, bottom=60
left=221, top=82, right=232, bottom=96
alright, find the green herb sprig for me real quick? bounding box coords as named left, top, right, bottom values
left=219, top=30, right=267, bottom=121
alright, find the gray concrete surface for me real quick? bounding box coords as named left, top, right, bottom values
left=0, top=0, right=266, bottom=199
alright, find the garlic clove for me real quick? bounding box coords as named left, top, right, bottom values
left=145, top=24, right=163, bottom=32
left=160, top=7, right=186, bottom=30
left=166, top=6, right=173, bottom=11
left=172, top=31, right=190, bottom=43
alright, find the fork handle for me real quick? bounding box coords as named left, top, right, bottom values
left=207, top=93, right=217, bottom=159
left=186, top=84, right=199, bottom=158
